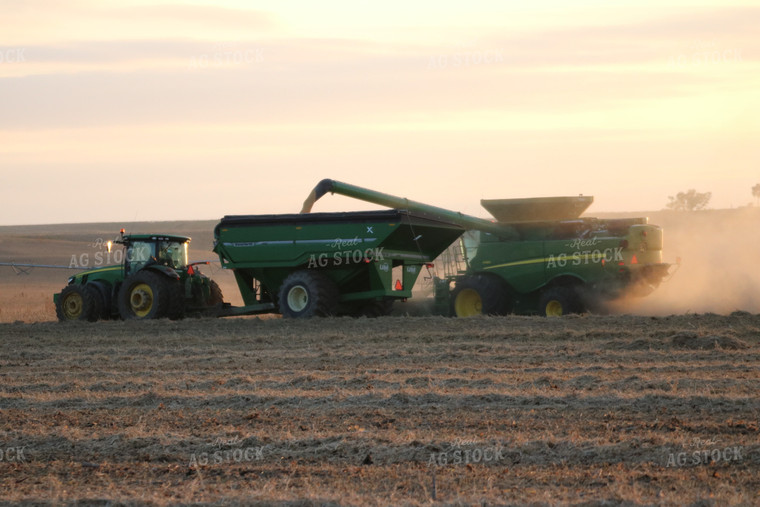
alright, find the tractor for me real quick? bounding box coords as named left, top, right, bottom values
left=54, top=230, right=223, bottom=321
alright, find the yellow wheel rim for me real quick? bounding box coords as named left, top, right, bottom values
left=545, top=300, right=563, bottom=317
left=129, top=283, right=154, bottom=318
left=455, top=288, right=482, bottom=317
left=62, top=292, right=83, bottom=320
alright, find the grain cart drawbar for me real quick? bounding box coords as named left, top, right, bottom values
left=299, top=179, right=671, bottom=317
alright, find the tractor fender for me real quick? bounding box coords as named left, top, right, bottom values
left=144, top=264, right=181, bottom=280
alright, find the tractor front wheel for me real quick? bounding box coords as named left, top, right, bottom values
left=278, top=271, right=338, bottom=318
left=450, top=275, right=510, bottom=317
left=118, top=271, right=176, bottom=320
left=56, top=284, right=99, bottom=322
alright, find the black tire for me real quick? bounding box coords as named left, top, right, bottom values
left=164, top=279, right=185, bottom=320
left=356, top=299, right=394, bottom=318
left=278, top=270, right=338, bottom=318
left=207, top=279, right=224, bottom=306
left=56, top=284, right=99, bottom=322
left=450, top=275, right=510, bottom=317
left=117, top=270, right=175, bottom=320
left=87, top=281, right=112, bottom=320
left=539, top=286, right=584, bottom=317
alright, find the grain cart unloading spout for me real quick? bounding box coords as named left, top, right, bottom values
left=301, top=178, right=515, bottom=238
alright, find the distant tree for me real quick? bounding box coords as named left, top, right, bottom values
left=752, top=184, right=760, bottom=204
left=666, top=189, right=711, bottom=211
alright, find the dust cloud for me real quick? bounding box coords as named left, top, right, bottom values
left=607, top=207, right=760, bottom=315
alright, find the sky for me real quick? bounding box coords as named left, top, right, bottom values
left=1, top=0, right=758, bottom=225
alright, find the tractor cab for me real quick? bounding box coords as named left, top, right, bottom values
left=115, top=232, right=191, bottom=275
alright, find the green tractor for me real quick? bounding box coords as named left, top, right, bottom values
left=54, top=230, right=223, bottom=322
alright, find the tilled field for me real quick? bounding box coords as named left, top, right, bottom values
left=0, top=314, right=759, bottom=506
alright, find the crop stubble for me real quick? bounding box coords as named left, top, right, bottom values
left=0, top=314, right=759, bottom=505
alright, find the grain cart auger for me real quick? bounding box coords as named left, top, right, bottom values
left=300, top=179, right=671, bottom=317
left=53, top=230, right=239, bottom=321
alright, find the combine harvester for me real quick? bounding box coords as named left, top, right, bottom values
left=298, top=179, right=671, bottom=317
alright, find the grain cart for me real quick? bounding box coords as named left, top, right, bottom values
left=54, top=230, right=232, bottom=321
left=212, top=210, right=464, bottom=317
left=300, top=179, right=671, bottom=316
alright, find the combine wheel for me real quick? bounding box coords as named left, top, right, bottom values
left=450, top=275, right=510, bottom=317
left=539, top=286, right=583, bottom=317
left=278, top=270, right=338, bottom=318
left=117, top=271, right=174, bottom=320
left=56, top=284, right=100, bottom=322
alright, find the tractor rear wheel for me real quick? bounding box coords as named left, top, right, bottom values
left=117, top=271, right=175, bottom=320
left=207, top=279, right=224, bottom=306
left=539, top=286, right=583, bottom=317
left=56, top=284, right=99, bottom=322
left=278, top=270, right=338, bottom=318
left=450, top=275, right=510, bottom=317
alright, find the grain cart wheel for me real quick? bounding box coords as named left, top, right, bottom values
left=539, top=286, right=583, bottom=317
left=117, top=271, right=174, bottom=320
left=450, top=275, right=510, bottom=317
left=56, top=284, right=99, bottom=322
left=278, top=270, right=338, bottom=318
left=357, top=300, right=394, bottom=318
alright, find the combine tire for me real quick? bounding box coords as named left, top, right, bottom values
left=56, top=284, right=99, bottom=322
left=539, top=286, right=583, bottom=317
left=118, top=271, right=176, bottom=320
left=450, top=275, right=510, bottom=317
left=278, top=271, right=338, bottom=318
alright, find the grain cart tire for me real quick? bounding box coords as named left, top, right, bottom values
left=539, top=286, right=583, bottom=317
left=278, top=270, right=338, bottom=318
left=357, top=300, right=394, bottom=318
left=118, top=271, right=174, bottom=320
left=451, top=275, right=510, bottom=317
left=56, top=284, right=100, bottom=322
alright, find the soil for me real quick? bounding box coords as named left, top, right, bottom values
left=1, top=314, right=758, bottom=505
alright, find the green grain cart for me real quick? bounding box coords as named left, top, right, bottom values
left=300, top=179, right=671, bottom=316
left=212, top=210, right=464, bottom=317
